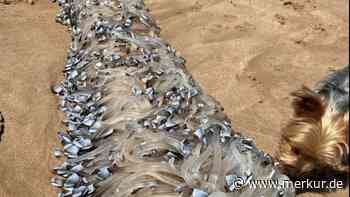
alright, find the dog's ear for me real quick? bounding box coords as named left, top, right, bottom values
left=291, top=86, right=325, bottom=120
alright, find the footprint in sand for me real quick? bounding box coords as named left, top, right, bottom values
left=275, top=14, right=287, bottom=25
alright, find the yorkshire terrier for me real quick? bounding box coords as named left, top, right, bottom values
left=276, top=65, right=349, bottom=180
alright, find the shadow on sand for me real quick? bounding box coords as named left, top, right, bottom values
left=0, top=112, right=4, bottom=142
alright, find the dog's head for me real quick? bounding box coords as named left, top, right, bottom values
left=277, top=86, right=349, bottom=179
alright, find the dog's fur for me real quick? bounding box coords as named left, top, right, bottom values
left=277, top=66, right=349, bottom=180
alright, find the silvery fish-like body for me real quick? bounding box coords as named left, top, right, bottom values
left=51, top=177, right=65, bottom=187
left=192, top=189, right=209, bottom=197
left=54, top=148, right=64, bottom=157
left=52, top=0, right=295, bottom=196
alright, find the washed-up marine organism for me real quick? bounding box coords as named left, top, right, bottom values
left=51, top=0, right=295, bottom=196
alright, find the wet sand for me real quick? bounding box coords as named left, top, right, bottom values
left=0, top=0, right=348, bottom=196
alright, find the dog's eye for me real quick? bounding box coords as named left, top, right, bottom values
left=292, top=147, right=300, bottom=155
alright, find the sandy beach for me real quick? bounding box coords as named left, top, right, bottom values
left=0, top=0, right=348, bottom=196
left=0, top=2, right=69, bottom=196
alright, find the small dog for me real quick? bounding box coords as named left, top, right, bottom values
left=276, top=65, right=349, bottom=180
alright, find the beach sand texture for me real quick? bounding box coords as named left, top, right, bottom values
left=0, top=0, right=348, bottom=196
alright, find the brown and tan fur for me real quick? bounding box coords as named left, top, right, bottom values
left=276, top=66, right=349, bottom=181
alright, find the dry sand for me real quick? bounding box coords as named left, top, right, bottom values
left=0, top=0, right=348, bottom=196
left=0, top=2, right=69, bottom=197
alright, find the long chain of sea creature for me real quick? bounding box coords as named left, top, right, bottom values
left=51, top=0, right=295, bottom=196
